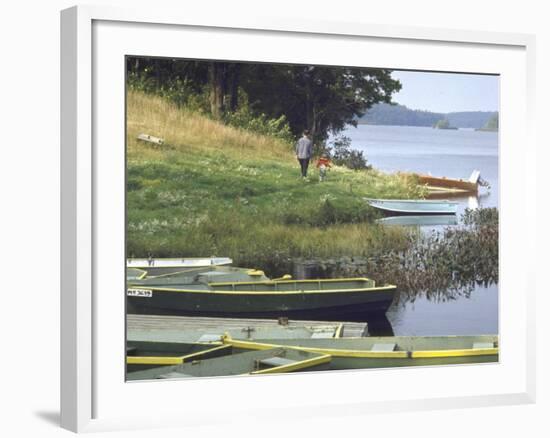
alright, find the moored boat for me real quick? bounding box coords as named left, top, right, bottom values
left=222, top=335, right=499, bottom=369
left=127, top=267, right=396, bottom=318
left=366, top=198, right=458, bottom=215
left=127, top=267, right=147, bottom=281
left=126, top=340, right=232, bottom=372
left=418, top=170, right=480, bottom=194
left=126, top=347, right=331, bottom=380
left=127, top=257, right=233, bottom=276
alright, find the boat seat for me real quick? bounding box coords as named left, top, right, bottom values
left=371, top=343, right=396, bottom=352
left=311, top=331, right=334, bottom=339
left=259, top=357, right=297, bottom=367
left=196, top=334, right=223, bottom=343
left=472, top=342, right=494, bottom=349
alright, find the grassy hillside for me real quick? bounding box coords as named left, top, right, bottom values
left=127, top=91, right=423, bottom=275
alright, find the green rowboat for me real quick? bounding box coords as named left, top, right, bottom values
left=222, top=335, right=499, bottom=369
left=126, top=347, right=331, bottom=380
left=126, top=340, right=233, bottom=372
left=127, top=267, right=396, bottom=318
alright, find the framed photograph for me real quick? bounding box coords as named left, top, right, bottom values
left=61, top=5, right=536, bottom=433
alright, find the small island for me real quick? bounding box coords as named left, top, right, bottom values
left=476, top=113, right=499, bottom=132
left=433, top=118, right=458, bottom=130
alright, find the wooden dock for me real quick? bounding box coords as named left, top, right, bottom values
left=127, top=314, right=368, bottom=340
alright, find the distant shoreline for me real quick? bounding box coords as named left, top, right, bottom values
left=358, top=102, right=498, bottom=130
left=354, top=123, right=496, bottom=131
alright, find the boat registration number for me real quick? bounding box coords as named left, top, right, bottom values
left=127, top=288, right=153, bottom=298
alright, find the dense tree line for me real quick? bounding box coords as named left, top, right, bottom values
left=126, top=57, right=401, bottom=142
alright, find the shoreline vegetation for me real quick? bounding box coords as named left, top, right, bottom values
left=294, top=208, right=498, bottom=305
left=476, top=113, right=499, bottom=132
left=127, top=90, right=424, bottom=275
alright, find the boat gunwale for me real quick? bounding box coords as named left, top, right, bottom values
left=126, top=284, right=397, bottom=295
left=222, top=337, right=499, bottom=359
left=207, top=277, right=376, bottom=287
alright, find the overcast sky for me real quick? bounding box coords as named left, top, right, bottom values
left=390, top=70, right=499, bottom=113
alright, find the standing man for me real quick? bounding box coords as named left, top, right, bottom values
left=295, top=129, right=313, bottom=179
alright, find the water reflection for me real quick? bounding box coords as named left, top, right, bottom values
left=363, top=314, right=395, bottom=336
left=342, top=125, right=498, bottom=335
left=468, top=195, right=479, bottom=210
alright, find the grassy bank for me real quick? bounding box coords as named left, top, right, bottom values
left=127, top=91, right=423, bottom=275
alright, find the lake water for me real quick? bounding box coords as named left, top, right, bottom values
left=341, top=124, right=499, bottom=336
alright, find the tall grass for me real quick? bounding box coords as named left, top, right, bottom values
left=127, top=91, right=293, bottom=163
left=127, top=90, right=424, bottom=275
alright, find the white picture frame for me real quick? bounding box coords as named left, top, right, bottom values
left=60, top=4, right=537, bottom=433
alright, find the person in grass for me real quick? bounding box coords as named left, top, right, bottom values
left=316, top=154, right=332, bottom=182
left=295, top=129, right=313, bottom=179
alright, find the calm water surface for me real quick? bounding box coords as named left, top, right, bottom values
left=341, top=125, right=499, bottom=336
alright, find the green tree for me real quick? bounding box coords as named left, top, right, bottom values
left=240, top=64, right=401, bottom=141
left=127, top=57, right=402, bottom=141
left=479, top=113, right=499, bottom=131
left=434, top=118, right=451, bottom=129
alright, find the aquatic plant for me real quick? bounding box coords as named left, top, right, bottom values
left=292, top=208, right=499, bottom=305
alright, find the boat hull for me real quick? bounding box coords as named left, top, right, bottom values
left=127, top=287, right=396, bottom=319
left=325, top=354, right=498, bottom=369
left=418, top=175, right=478, bottom=193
